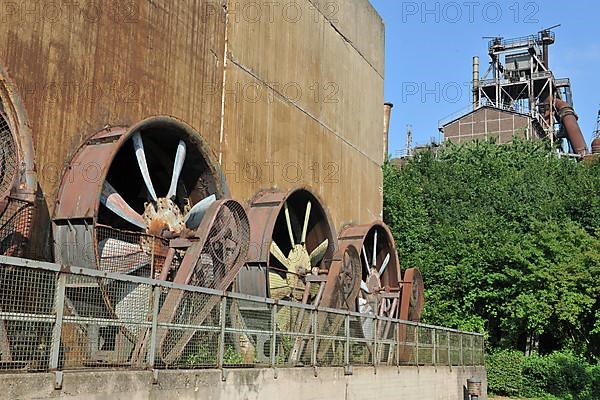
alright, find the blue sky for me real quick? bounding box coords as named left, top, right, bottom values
left=370, top=0, right=599, bottom=156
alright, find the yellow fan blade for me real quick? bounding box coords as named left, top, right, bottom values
left=269, top=272, right=292, bottom=300
left=270, top=241, right=289, bottom=268
left=309, top=239, right=329, bottom=266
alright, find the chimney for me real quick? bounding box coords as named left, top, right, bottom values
left=473, top=56, right=480, bottom=109
left=383, top=102, right=394, bottom=161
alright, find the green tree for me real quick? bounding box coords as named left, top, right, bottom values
left=383, top=139, right=600, bottom=359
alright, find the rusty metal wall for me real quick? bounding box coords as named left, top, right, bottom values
left=0, top=0, right=226, bottom=215
left=223, top=0, right=385, bottom=228
left=0, top=0, right=384, bottom=250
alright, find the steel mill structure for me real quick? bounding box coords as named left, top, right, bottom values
left=0, top=1, right=486, bottom=378
left=440, top=27, right=590, bottom=157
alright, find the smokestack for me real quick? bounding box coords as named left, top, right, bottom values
left=473, top=56, right=480, bottom=109
left=383, top=102, right=394, bottom=161
left=555, top=99, right=588, bottom=156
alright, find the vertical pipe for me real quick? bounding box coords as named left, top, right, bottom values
left=543, top=43, right=549, bottom=69
left=555, top=99, right=588, bottom=156
left=472, top=56, right=480, bottom=109
left=494, top=56, right=500, bottom=107
left=383, top=102, right=394, bottom=161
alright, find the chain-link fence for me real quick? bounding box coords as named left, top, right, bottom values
left=0, top=255, right=485, bottom=372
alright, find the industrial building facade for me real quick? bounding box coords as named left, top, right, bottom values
left=0, top=0, right=385, bottom=258
left=442, top=106, right=535, bottom=144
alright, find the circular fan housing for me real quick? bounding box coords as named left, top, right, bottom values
left=324, top=222, right=401, bottom=315
left=238, top=187, right=336, bottom=302
left=53, top=117, right=229, bottom=274
left=0, top=82, right=37, bottom=258
left=0, top=112, right=17, bottom=214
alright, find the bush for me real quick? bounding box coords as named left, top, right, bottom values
left=486, top=350, right=525, bottom=396
left=522, top=351, right=590, bottom=399
left=488, top=349, right=598, bottom=399
left=583, top=364, right=600, bottom=400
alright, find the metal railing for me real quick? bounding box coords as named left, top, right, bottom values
left=0, top=255, right=484, bottom=373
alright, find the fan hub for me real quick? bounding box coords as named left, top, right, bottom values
left=287, top=244, right=311, bottom=276
left=367, top=270, right=382, bottom=293
left=143, top=197, right=186, bottom=237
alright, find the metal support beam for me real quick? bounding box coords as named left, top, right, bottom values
left=270, top=304, right=277, bottom=368
left=217, top=297, right=227, bottom=369
left=49, top=272, right=66, bottom=371
left=147, top=286, right=161, bottom=368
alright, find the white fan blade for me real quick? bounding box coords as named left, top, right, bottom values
left=270, top=241, right=289, bottom=268
left=101, top=182, right=147, bottom=229
left=309, top=239, right=329, bottom=266
left=132, top=132, right=158, bottom=201
left=99, top=238, right=143, bottom=258
left=98, top=238, right=149, bottom=274
left=167, top=140, right=187, bottom=199
left=372, top=230, right=378, bottom=267
left=379, top=253, right=391, bottom=275
left=284, top=202, right=295, bottom=245
left=360, top=280, right=370, bottom=293
left=184, top=194, right=217, bottom=229
left=301, top=201, right=311, bottom=244
left=359, top=301, right=375, bottom=340
left=362, top=245, right=371, bottom=274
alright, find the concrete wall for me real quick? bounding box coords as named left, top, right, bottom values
left=0, top=0, right=385, bottom=251
left=1, top=366, right=487, bottom=400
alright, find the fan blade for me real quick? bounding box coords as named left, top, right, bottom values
left=362, top=245, right=371, bottom=274
left=372, top=230, right=378, bottom=267
left=101, top=182, right=147, bottom=229
left=360, top=280, right=370, bottom=293
left=309, top=239, right=329, bottom=266
left=268, top=272, right=293, bottom=299
left=359, top=299, right=375, bottom=340
left=132, top=132, right=158, bottom=202
left=270, top=241, right=290, bottom=268
left=379, top=253, right=391, bottom=275
left=301, top=201, right=311, bottom=244
left=167, top=140, right=187, bottom=199
left=184, top=194, right=217, bottom=229
left=284, top=202, right=295, bottom=245
left=98, top=238, right=149, bottom=274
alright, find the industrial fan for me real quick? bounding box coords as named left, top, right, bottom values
left=268, top=200, right=331, bottom=302
left=399, top=268, right=425, bottom=323
left=398, top=267, right=425, bottom=364
left=0, top=75, right=41, bottom=368
left=52, top=117, right=230, bottom=365
left=0, top=112, right=17, bottom=216
left=350, top=224, right=402, bottom=324
left=232, top=188, right=336, bottom=364
left=152, top=198, right=250, bottom=365
left=53, top=117, right=228, bottom=274
left=239, top=188, right=336, bottom=303
left=0, top=108, right=36, bottom=258
left=316, top=222, right=401, bottom=364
